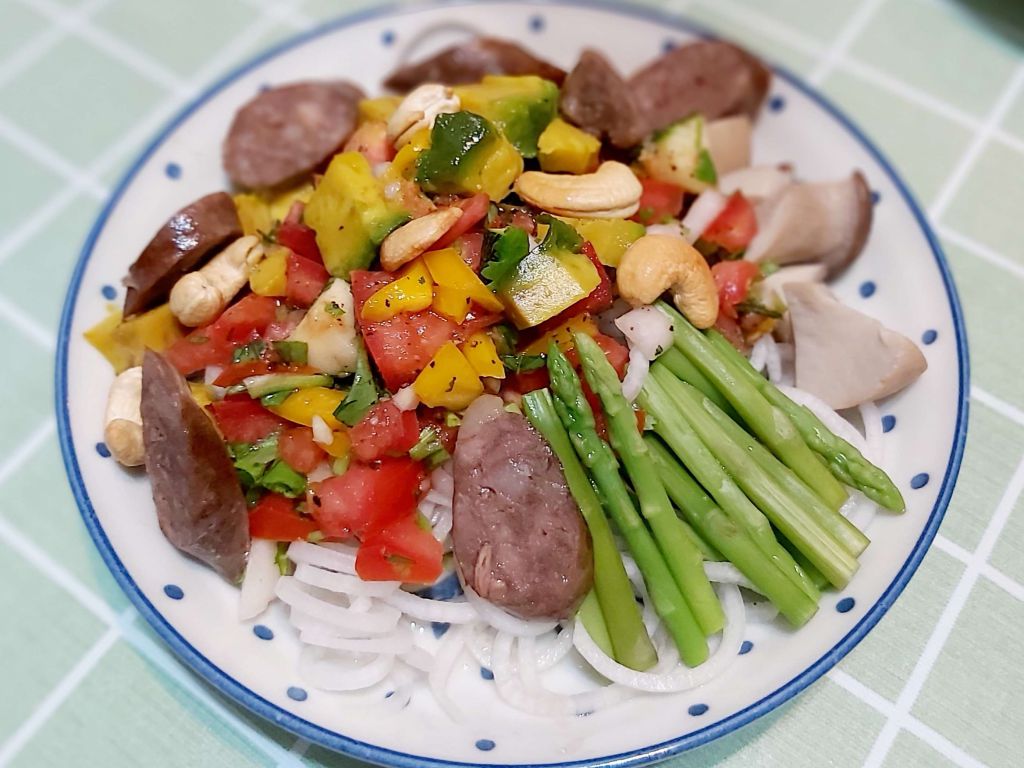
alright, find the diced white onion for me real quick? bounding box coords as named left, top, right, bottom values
left=238, top=538, right=279, bottom=621
left=311, top=414, right=333, bottom=445
left=748, top=337, right=768, bottom=374
left=620, top=348, right=649, bottom=403
left=306, top=461, right=333, bottom=483
left=680, top=188, right=727, bottom=243
left=615, top=306, right=674, bottom=360
left=392, top=386, right=420, bottom=411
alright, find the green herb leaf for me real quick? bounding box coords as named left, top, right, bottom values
left=694, top=148, right=718, bottom=185
left=232, top=340, right=266, bottom=364
left=409, top=426, right=451, bottom=469
left=275, top=542, right=292, bottom=576
left=331, top=455, right=350, bottom=476
left=481, top=226, right=530, bottom=287
left=306, top=531, right=325, bottom=543
left=272, top=340, right=308, bottom=364
left=333, top=339, right=379, bottom=426
left=229, top=435, right=279, bottom=489
left=501, top=353, right=547, bottom=374
left=759, top=261, right=780, bottom=277
left=536, top=214, right=583, bottom=254
left=488, top=323, right=519, bottom=357
left=261, top=460, right=307, bottom=498
left=260, top=389, right=295, bottom=406
left=324, top=300, right=345, bottom=318
left=444, top=411, right=462, bottom=428
left=734, top=299, right=783, bottom=319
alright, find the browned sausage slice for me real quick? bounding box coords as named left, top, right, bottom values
left=628, top=41, right=771, bottom=134
left=384, top=37, right=566, bottom=92
left=141, top=350, right=249, bottom=582
left=223, top=81, right=364, bottom=190
left=452, top=395, right=593, bottom=620
left=560, top=49, right=648, bottom=149
left=122, top=191, right=240, bottom=317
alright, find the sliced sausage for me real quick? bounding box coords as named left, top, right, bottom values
left=141, top=350, right=249, bottom=582
left=628, top=41, right=771, bottom=134
left=452, top=395, right=592, bottom=620
left=223, top=81, right=364, bottom=190
left=560, top=49, right=648, bottom=148
left=123, top=192, right=241, bottom=317
left=384, top=37, right=566, bottom=92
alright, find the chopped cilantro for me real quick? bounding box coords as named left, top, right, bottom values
left=272, top=340, right=308, bottom=364
left=232, top=340, right=267, bottom=364
left=501, top=353, right=547, bottom=374
left=333, top=339, right=379, bottom=427
left=694, top=148, right=718, bottom=185
left=481, top=226, right=530, bottom=287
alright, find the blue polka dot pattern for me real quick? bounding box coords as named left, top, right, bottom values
left=165, top=162, right=181, bottom=179
left=739, top=640, right=753, bottom=655
left=431, top=621, right=450, bottom=638
left=163, top=584, right=184, bottom=600
left=859, top=281, right=876, bottom=298
left=871, top=190, right=881, bottom=205
left=662, top=39, right=676, bottom=54
left=836, top=597, right=855, bottom=613
left=95, top=442, right=111, bottom=458
left=381, top=30, right=395, bottom=46
left=768, top=95, right=785, bottom=112
left=475, top=739, right=496, bottom=751
left=384, top=690, right=395, bottom=699
left=922, top=329, right=937, bottom=345
left=882, top=415, right=896, bottom=433
left=287, top=686, right=308, bottom=702
left=688, top=703, right=709, bottom=716
left=253, top=625, right=273, bottom=640
left=911, top=473, right=929, bottom=489
left=480, top=667, right=494, bottom=680
left=101, top=284, right=117, bottom=300
left=528, top=15, right=544, bottom=32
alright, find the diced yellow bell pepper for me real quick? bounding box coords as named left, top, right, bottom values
left=413, top=341, right=484, bottom=410
left=423, top=246, right=504, bottom=322
left=249, top=245, right=289, bottom=296
left=361, top=259, right=434, bottom=323
left=84, top=303, right=184, bottom=373
left=320, top=429, right=351, bottom=458
left=559, top=217, right=646, bottom=267
left=538, top=118, right=601, bottom=174
left=498, top=248, right=601, bottom=329
left=188, top=381, right=213, bottom=408
left=234, top=183, right=314, bottom=238
left=269, top=387, right=346, bottom=430
left=460, top=332, right=505, bottom=379
left=521, top=315, right=599, bottom=355
left=386, top=129, right=431, bottom=181
left=358, top=95, right=401, bottom=124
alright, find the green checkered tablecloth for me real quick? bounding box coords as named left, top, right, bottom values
left=0, top=0, right=1021, bottom=765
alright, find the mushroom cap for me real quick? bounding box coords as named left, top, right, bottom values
left=786, top=282, right=927, bottom=410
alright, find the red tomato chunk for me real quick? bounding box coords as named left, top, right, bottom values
left=349, top=400, right=420, bottom=462
left=249, top=494, right=319, bottom=541
left=309, top=457, right=424, bottom=540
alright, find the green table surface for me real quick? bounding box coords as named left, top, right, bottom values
left=0, top=0, right=1022, bottom=766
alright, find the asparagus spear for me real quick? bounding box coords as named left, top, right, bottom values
left=649, top=366, right=859, bottom=588
left=704, top=329, right=906, bottom=512
left=637, top=372, right=820, bottom=601
left=657, top=302, right=848, bottom=511
left=625, top=485, right=722, bottom=561
left=546, top=343, right=709, bottom=666
left=572, top=334, right=725, bottom=637
left=577, top=590, right=614, bottom=659
left=658, top=346, right=740, bottom=422
left=523, top=389, right=658, bottom=671
left=646, top=437, right=819, bottom=626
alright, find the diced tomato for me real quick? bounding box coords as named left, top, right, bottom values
left=212, top=360, right=273, bottom=387
left=507, top=367, right=550, bottom=394
left=356, top=514, right=443, bottom=584
left=208, top=395, right=289, bottom=443
left=310, top=457, right=425, bottom=540
left=488, top=205, right=537, bottom=236
left=286, top=252, right=330, bottom=308
left=711, top=260, right=761, bottom=319
left=458, top=232, right=484, bottom=271
left=277, top=220, right=323, bottom=264
left=632, top=179, right=685, bottom=225
left=264, top=309, right=305, bottom=341
left=349, top=400, right=420, bottom=462
left=703, top=192, right=757, bottom=253
left=433, top=193, right=489, bottom=249
left=417, top=408, right=459, bottom=454
left=278, top=427, right=327, bottom=474
left=165, top=295, right=280, bottom=374
left=714, top=312, right=747, bottom=351
left=635, top=408, right=646, bottom=432
left=248, top=494, right=319, bottom=541
left=537, top=243, right=613, bottom=333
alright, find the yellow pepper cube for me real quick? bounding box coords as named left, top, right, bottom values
left=249, top=245, right=288, bottom=296
left=387, top=129, right=431, bottom=180
left=361, top=259, right=434, bottom=322
left=460, top=331, right=505, bottom=379
left=320, top=429, right=351, bottom=458
left=234, top=193, right=273, bottom=239
left=84, top=303, right=184, bottom=373
left=424, top=246, right=504, bottom=317
left=269, top=387, right=346, bottom=430
left=521, top=315, right=599, bottom=355
left=432, top=285, right=473, bottom=323
left=188, top=381, right=213, bottom=408
left=358, top=95, right=401, bottom=124
left=413, top=341, right=484, bottom=410
left=538, top=118, right=601, bottom=175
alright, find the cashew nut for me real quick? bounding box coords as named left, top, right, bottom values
left=379, top=207, right=463, bottom=271
left=513, top=161, right=642, bottom=219
left=169, top=235, right=263, bottom=327
left=386, top=84, right=460, bottom=148
left=104, top=366, right=144, bottom=467
left=616, top=235, right=719, bottom=329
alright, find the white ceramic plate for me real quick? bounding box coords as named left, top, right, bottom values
left=56, top=2, right=969, bottom=765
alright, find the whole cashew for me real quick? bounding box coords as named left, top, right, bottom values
left=616, top=235, right=719, bottom=329
left=104, top=366, right=144, bottom=467
left=379, top=207, right=463, bottom=271
left=387, top=84, right=460, bottom=149
left=513, top=161, right=643, bottom=218
left=169, top=235, right=263, bottom=327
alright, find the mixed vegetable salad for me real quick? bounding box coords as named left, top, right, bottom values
left=87, top=35, right=928, bottom=708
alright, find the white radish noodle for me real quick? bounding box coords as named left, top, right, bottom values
left=238, top=538, right=279, bottom=621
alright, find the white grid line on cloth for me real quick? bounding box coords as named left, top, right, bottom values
left=0, top=619, right=124, bottom=768
left=276, top=737, right=311, bottom=768
left=972, top=386, right=1024, bottom=430
left=806, top=0, right=886, bottom=85
left=940, top=225, right=1024, bottom=282
left=863, top=452, right=1024, bottom=766
left=0, top=294, right=56, bottom=350
left=16, top=0, right=191, bottom=96
left=934, top=535, right=1024, bottom=603
left=0, top=417, right=56, bottom=489
left=827, top=669, right=988, bottom=768
left=0, top=113, right=108, bottom=199
left=929, top=63, right=1024, bottom=223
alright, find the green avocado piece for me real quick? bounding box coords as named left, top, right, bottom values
left=455, top=75, right=559, bottom=158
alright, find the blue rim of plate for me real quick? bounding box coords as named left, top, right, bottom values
left=55, top=1, right=970, bottom=766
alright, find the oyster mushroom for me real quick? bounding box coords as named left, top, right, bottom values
left=785, top=282, right=927, bottom=410
left=745, top=171, right=873, bottom=277
left=753, top=264, right=828, bottom=342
